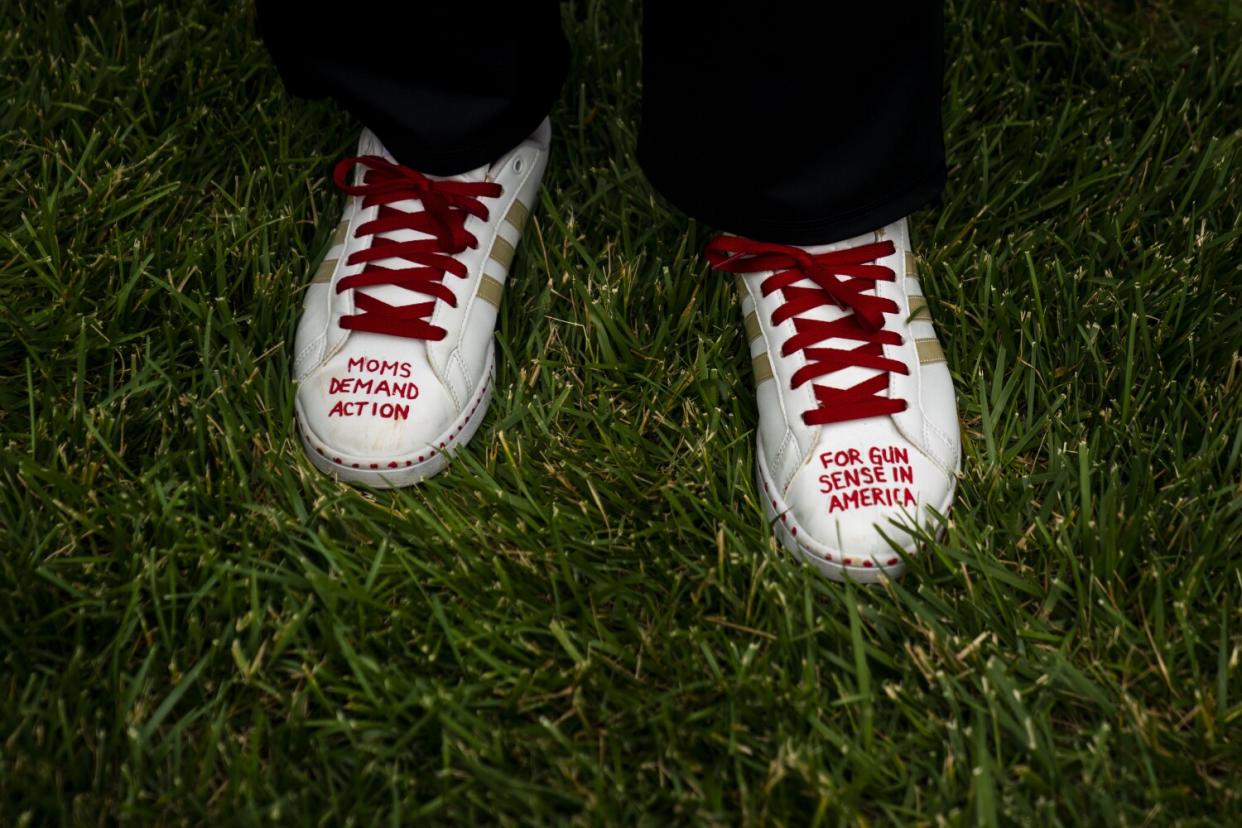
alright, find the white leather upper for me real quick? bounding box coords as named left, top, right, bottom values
left=294, top=121, right=550, bottom=461
left=739, top=218, right=960, bottom=556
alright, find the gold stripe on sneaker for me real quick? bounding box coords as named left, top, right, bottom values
left=331, top=220, right=350, bottom=246
left=735, top=274, right=747, bottom=296
left=505, top=200, right=529, bottom=232
left=905, top=251, right=918, bottom=277
left=311, top=258, right=337, bottom=284
left=478, top=274, right=504, bottom=307
left=743, top=310, right=762, bottom=343
left=908, top=295, right=932, bottom=321
left=915, top=337, right=946, bottom=364
left=489, top=236, right=516, bottom=270
left=752, top=353, right=774, bottom=384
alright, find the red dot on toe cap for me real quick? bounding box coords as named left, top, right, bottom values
left=418, top=456, right=424, bottom=462
left=844, top=558, right=852, bottom=565
left=369, top=463, right=378, bottom=469
left=791, top=527, right=797, bottom=536
left=333, top=457, right=341, bottom=464
left=388, top=462, right=398, bottom=469
left=771, top=500, right=777, bottom=508
left=405, top=461, right=412, bottom=467
left=351, top=463, right=359, bottom=469
left=887, top=558, right=899, bottom=566
left=863, top=561, right=873, bottom=568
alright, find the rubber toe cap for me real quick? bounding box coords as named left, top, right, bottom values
left=296, top=342, right=456, bottom=462
left=782, top=440, right=954, bottom=565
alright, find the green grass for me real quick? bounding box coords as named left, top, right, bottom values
left=2, top=0, right=1240, bottom=824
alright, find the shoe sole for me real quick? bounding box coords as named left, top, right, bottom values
left=754, top=437, right=909, bottom=584
left=297, top=349, right=496, bottom=489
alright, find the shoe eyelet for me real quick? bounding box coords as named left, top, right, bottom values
left=512, top=157, right=524, bottom=173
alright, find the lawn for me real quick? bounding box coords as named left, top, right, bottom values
left=1, top=0, right=1240, bottom=824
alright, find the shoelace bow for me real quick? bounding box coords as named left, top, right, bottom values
left=704, top=236, right=909, bottom=426
left=332, top=155, right=502, bottom=340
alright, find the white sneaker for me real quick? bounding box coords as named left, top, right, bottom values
left=706, top=218, right=960, bottom=581
left=293, top=120, right=550, bottom=487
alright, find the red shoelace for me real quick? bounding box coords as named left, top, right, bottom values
left=332, top=155, right=502, bottom=340
left=704, top=236, right=909, bottom=426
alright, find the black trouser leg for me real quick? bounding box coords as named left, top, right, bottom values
left=255, top=1, right=569, bottom=175
left=256, top=2, right=944, bottom=243
left=639, top=2, right=946, bottom=244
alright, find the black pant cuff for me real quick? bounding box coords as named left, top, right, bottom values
left=639, top=157, right=947, bottom=246
left=348, top=98, right=553, bottom=176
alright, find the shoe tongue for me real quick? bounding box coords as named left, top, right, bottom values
left=799, top=228, right=876, bottom=257
left=351, top=129, right=488, bottom=311
left=428, top=166, right=488, bottom=184
left=792, top=229, right=891, bottom=397
left=357, top=127, right=490, bottom=183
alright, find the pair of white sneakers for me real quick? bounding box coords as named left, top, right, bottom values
left=293, top=122, right=959, bottom=582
